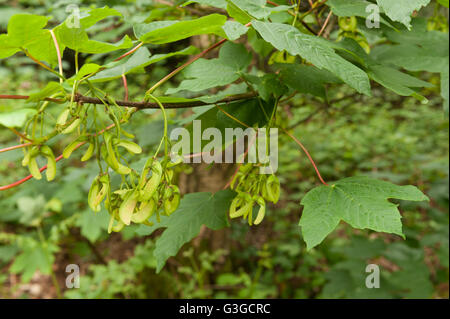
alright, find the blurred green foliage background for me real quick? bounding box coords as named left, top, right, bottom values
left=0, top=0, right=448, bottom=299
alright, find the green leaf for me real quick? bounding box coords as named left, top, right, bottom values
left=243, top=73, right=288, bottom=101
left=138, top=14, right=227, bottom=44
left=5, top=14, right=49, bottom=47
left=10, top=242, right=57, bottom=282
left=228, top=0, right=293, bottom=20
left=327, top=0, right=393, bottom=28
left=70, top=63, right=102, bottom=82
left=90, top=46, right=199, bottom=83
left=183, top=0, right=227, bottom=8
left=0, top=34, right=21, bottom=59
left=368, top=65, right=433, bottom=100
left=0, top=108, right=37, bottom=128
left=76, top=209, right=110, bottom=243
left=222, top=21, right=249, bottom=40
left=299, top=176, right=429, bottom=250
left=371, top=44, right=449, bottom=73
left=376, top=0, right=430, bottom=29
left=166, top=42, right=251, bottom=94
left=276, top=64, right=341, bottom=99
left=252, top=20, right=371, bottom=95
left=0, top=14, right=59, bottom=65
left=137, top=191, right=235, bottom=272
left=78, top=6, right=122, bottom=29
left=27, top=82, right=64, bottom=102
left=55, top=24, right=133, bottom=54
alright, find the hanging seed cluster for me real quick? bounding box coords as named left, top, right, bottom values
left=230, top=163, right=280, bottom=226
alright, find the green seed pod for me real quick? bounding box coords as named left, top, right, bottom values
left=103, top=132, right=120, bottom=171
left=230, top=172, right=243, bottom=190
left=61, top=118, right=81, bottom=134
left=93, top=174, right=110, bottom=208
left=119, top=190, right=138, bottom=225
left=140, top=161, right=162, bottom=201
left=40, top=145, right=56, bottom=181
left=115, top=140, right=142, bottom=154
left=131, top=199, right=156, bottom=224
left=338, top=16, right=357, bottom=32
left=63, top=136, right=88, bottom=159
left=254, top=197, right=266, bottom=225
left=265, top=175, right=280, bottom=204
left=28, top=156, right=42, bottom=180
left=56, top=108, right=71, bottom=126
left=22, top=149, right=32, bottom=167
left=111, top=220, right=125, bottom=233
left=121, top=129, right=135, bottom=139
left=88, top=177, right=101, bottom=212
left=229, top=196, right=253, bottom=219
left=81, top=142, right=95, bottom=162
left=163, top=186, right=180, bottom=216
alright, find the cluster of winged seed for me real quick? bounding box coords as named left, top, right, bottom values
left=230, top=164, right=280, bottom=226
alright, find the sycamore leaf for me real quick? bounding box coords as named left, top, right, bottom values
left=276, top=64, right=341, bottom=99
left=0, top=14, right=60, bottom=65
left=76, top=209, right=110, bottom=243
left=135, top=191, right=234, bottom=272
left=166, top=42, right=251, bottom=94
left=376, top=0, right=430, bottom=29
left=299, top=176, right=429, bottom=250
left=90, top=46, right=199, bottom=83
left=9, top=242, right=58, bottom=282
left=183, top=0, right=228, bottom=9
left=252, top=20, right=371, bottom=95
left=368, top=65, right=432, bottom=101
left=227, top=0, right=293, bottom=20
left=327, top=0, right=394, bottom=28
left=222, top=21, right=249, bottom=40
left=138, top=14, right=227, bottom=44
left=27, top=82, right=64, bottom=102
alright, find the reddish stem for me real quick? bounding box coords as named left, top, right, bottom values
left=0, top=94, right=64, bottom=103
left=318, top=10, right=333, bottom=37
left=50, top=29, right=63, bottom=81
left=282, top=128, right=328, bottom=186
left=0, top=143, right=32, bottom=154
left=0, top=123, right=117, bottom=191
left=114, top=42, right=143, bottom=62
left=122, top=74, right=129, bottom=101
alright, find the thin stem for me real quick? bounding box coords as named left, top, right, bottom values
left=147, top=94, right=168, bottom=156
left=8, top=127, right=34, bottom=142
left=0, top=123, right=118, bottom=191
left=216, top=105, right=251, bottom=128
left=0, top=142, right=32, bottom=154
left=318, top=10, right=333, bottom=37
left=122, top=74, right=129, bottom=101
left=281, top=127, right=328, bottom=186
left=114, top=42, right=143, bottom=62
left=49, top=29, right=63, bottom=83
left=292, top=0, right=302, bottom=26
left=0, top=94, right=65, bottom=103
left=299, top=0, right=328, bottom=21
left=22, top=49, right=64, bottom=80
